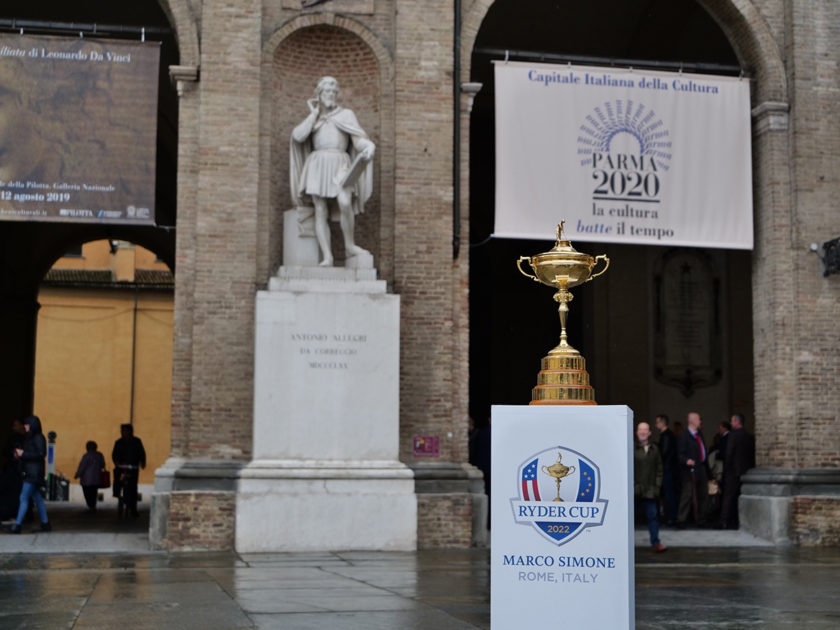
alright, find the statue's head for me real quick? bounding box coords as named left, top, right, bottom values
left=315, top=76, right=340, bottom=108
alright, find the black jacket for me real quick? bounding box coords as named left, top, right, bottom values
left=676, top=428, right=708, bottom=482
left=723, top=427, right=755, bottom=480
left=658, top=428, right=678, bottom=473
left=112, top=436, right=146, bottom=468
left=20, top=415, right=46, bottom=483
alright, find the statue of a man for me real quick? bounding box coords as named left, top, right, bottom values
left=290, top=76, right=375, bottom=266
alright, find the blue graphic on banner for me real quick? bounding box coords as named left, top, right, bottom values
left=511, top=446, right=608, bottom=545
left=577, top=99, right=672, bottom=171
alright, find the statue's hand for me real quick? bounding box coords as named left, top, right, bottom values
left=307, top=98, right=319, bottom=115
left=360, top=144, right=375, bottom=161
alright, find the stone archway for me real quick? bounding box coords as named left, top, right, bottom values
left=0, top=1, right=180, bottom=427
left=34, top=238, right=174, bottom=506
left=157, top=0, right=200, bottom=67
left=461, top=0, right=809, bottom=542
left=461, top=0, right=786, bottom=99
left=464, top=0, right=767, bottom=416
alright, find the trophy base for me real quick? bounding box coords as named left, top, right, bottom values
left=529, top=343, right=597, bottom=405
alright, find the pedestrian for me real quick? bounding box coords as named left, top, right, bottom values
left=719, top=413, right=756, bottom=529
left=74, top=440, right=106, bottom=512
left=0, top=419, right=26, bottom=519
left=112, top=424, right=146, bottom=517
left=5, top=415, right=50, bottom=534
left=634, top=422, right=667, bottom=552
left=655, top=414, right=679, bottom=525
left=676, top=411, right=709, bottom=527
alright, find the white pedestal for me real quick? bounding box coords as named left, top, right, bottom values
left=236, top=266, right=416, bottom=552
left=491, top=405, right=634, bottom=629
left=283, top=209, right=319, bottom=267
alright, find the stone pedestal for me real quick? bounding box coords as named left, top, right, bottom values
left=490, top=405, right=634, bottom=629
left=740, top=467, right=840, bottom=546
left=283, top=209, right=319, bottom=267
left=235, top=266, right=416, bottom=552
left=283, top=209, right=375, bottom=269
left=150, top=459, right=244, bottom=551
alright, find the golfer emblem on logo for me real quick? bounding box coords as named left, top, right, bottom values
left=512, top=446, right=607, bottom=545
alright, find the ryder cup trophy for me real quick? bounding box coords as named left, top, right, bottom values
left=517, top=222, right=609, bottom=405
left=541, top=452, right=576, bottom=502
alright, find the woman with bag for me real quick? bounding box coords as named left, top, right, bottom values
left=75, top=440, right=106, bottom=513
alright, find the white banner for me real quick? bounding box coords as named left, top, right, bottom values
left=494, top=61, right=753, bottom=249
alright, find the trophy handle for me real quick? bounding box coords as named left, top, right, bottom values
left=568, top=465, right=576, bottom=475
left=516, top=256, right=540, bottom=282
left=588, top=255, right=610, bottom=281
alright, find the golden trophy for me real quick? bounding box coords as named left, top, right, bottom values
left=541, top=453, right=576, bottom=502
left=517, top=222, right=609, bottom=405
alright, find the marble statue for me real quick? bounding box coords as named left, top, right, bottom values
left=290, top=76, right=375, bottom=267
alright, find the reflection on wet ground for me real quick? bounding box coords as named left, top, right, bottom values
left=1, top=544, right=840, bottom=629
left=1, top=506, right=838, bottom=629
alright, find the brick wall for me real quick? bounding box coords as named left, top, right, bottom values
left=164, top=491, right=236, bottom=550
left=182, top=0, right=262, bottom=460
left=787, top=1, right=840, bottom=469
left=170, top=81, right=199, bottom=459
left=417, top=494, right=473, bottom=549
left=699, top=1, right=840, bottom=472
left=159, top=0, right=838, bottom=550
left=394, top=0, right=465, bottom=465
left=791, top=497, right=840, bottom=546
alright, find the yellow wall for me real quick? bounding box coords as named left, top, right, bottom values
left=33, top=242, right=172, bottom=486
left=52, top=240, right=169, bottom=273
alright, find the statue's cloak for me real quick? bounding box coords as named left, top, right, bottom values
left=290, top=106, right=374, bottom=218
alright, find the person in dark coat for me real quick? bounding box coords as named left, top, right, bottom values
left=676, top=411, right=709, bottom=527
left=719, top=413, right=756, bottom=529
left=634, top=422, right=666, bottom=552
left=6, top=415, right=50, bottom=533
left=0, top=419, right=26, bottom=520
left=655, top=414, right=679, bottom=525
left=75, top=440, right=106, bottom=512
left=112, top=424, right=146, bottom=517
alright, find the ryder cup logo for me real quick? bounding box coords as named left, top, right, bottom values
left=512, top=446, right=607, bottom=545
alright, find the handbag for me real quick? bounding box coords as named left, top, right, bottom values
left=100, top=469, right=111, bottom=489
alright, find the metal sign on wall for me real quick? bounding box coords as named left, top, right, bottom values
left=494, top=61, right=753, bottom=250
left=0, top=34, right=160, bottom=224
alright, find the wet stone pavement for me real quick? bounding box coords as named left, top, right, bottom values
left=0, top=506, right=839, bottom=629
left=1, top=547, right=840, bottom=629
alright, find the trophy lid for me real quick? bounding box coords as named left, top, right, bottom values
left=533, top=221, right=593, bottom=263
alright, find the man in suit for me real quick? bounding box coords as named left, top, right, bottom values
left=676, top=411, right=708, bottom=527
left=719, top=413, right=756, bottom=529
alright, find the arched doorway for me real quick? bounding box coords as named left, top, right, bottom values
left=467, top=1, right=755, bottom=430
left=33, top=239, right=174, bottom=514
left=0, top=1, right=178, bottom=454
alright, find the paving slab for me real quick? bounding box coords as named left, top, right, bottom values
left=2, top=512, right=840, bottom=630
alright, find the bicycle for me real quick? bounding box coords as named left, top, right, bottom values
left=114, top=464, right=139, bottom=519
